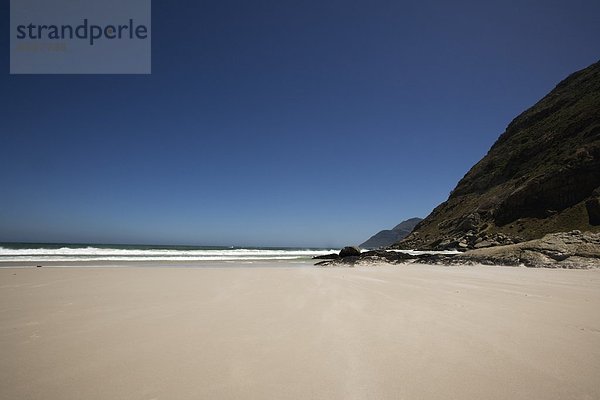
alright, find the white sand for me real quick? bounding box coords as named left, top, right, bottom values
left=1, top=263, right=599, bottom=399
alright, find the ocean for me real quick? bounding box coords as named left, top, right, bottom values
left=0, top=242, right=338, bottom=264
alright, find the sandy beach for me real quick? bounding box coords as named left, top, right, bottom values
left=1, top=263, right=599, bottom=400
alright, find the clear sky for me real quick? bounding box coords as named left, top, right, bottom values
left=1, top=0, right=599, bottom=247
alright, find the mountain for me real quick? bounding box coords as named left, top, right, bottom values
left=394, top=60, right=600, bottom=251
left=360, top=218, right=422, bottom=249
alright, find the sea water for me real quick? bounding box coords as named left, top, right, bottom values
left=0, top=242, right=338, bottom=264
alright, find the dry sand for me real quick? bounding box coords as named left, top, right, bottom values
left=1, top=263, right=599, bottom=400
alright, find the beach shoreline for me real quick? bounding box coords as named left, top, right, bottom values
left=1, top=263, right=599, bottom=399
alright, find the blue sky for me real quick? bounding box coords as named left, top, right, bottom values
left=1, top=0, right=599, bottom=247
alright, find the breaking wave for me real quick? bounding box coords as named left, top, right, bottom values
left=0, top=245, right=338, bottom=263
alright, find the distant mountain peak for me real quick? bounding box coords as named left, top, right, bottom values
left=360, top=218, right=422, bottom=249
left=392, top=217, right=423, bottom=232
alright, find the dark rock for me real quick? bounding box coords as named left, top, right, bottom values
left=586, top=197, right=600, bottom=225
left=312, top=253, right=340, bottom=260
left=339, top=246, right=361, bottom=258
left=361, top=250, right=415, bottom=263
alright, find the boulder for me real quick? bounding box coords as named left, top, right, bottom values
left=339, top=246, right=361, bottom=258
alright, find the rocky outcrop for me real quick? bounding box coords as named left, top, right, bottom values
left=315, top=249, right=415, bottom=266
left=455, top=231, right=600, bottom=268
left=394, top=60, right=600, bottom=251
left=360, top=217, right=422, bottom=249
left=319, top=231, right=600, bottom=269
left=418, top=230, right=525, bottom=252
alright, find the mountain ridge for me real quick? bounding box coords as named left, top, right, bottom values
left=360, top=217, right=422, bottom=249
left=394, top=60, right=600, bottom=251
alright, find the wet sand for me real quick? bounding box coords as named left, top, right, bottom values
left=1, top=263, right=599, bottom=399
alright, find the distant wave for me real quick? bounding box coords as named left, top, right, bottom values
left=0, top=246, right=338, bottom=262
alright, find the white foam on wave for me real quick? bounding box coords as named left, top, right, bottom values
left=0, top=246, right=339, bottom=262
left=387, top=249, right=462, bottom=255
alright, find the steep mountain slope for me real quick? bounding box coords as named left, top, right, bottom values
left=360, top=218, right=422, bottom=249
left=395, top=60, right=600, bottom=250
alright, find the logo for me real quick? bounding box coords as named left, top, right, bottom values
left=10, top=0, right=151, bottom=74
